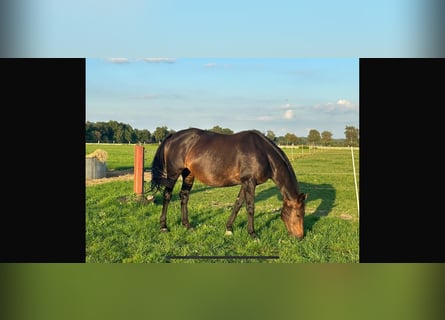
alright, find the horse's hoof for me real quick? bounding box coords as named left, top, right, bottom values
left=224, top=230, right=233, bottom=236
left=186, top=227, right=195, bottom=232
left=160, top=227, right=169, bottom=233
left=249, top=232, right=259, bottom=240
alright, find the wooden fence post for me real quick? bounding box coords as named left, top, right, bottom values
left=134, top=145, right=144, bottom=199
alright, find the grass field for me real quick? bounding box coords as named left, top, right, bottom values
left=86, top=143, right=359, bottom=263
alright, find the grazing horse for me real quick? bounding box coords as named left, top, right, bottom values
left=150, top=128, right=308, bottom=239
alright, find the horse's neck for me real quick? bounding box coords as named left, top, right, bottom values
left=260, top=135, right=300, bottom=201
left=277, top=178, right=299, bottom=201
left=272, top=166, right=299, bottom=201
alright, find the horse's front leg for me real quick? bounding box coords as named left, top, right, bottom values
left=179, top=169, right=194, bottom=230
left=160, top=186, right=174, bottom=232
left=225, top=186, right=246, bottom=236
left=242, top=178, right=257, bottom=239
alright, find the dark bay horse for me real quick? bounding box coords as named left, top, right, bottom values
left=150, top=128, right=308, bottom=239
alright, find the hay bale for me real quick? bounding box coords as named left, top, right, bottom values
left=86, top=149, right=108, bottom=163
left=86, top=149, right=108, bottom=179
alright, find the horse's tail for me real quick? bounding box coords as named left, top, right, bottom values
left=149, top=133, right=174, bottom=193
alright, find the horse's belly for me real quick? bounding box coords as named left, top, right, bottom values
left=189, top=164, right=269, bottom=187
left=192, top=168, right=241, bottom=187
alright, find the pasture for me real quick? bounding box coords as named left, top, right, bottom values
left=86, top=143, right=359, bottom=263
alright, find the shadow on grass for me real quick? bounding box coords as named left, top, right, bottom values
left=106, top=169, right=133, bottom=177
left=252, top=181, right=336, bottom=235
left=150, top=181, right=336, bottom=236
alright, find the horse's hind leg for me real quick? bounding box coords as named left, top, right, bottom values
left=179, top=169, right=194, bottom=230
left=242, top=178, right=257, bottom=239
left=160, top=186, right=174, bottom=232
left=225, top=186, right=246, bottom=235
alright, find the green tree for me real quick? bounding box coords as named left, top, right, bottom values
left=153, top=126, right=170, bottom=142
left=209, top=125, right=233, bottom=134
left=107, top=120, right=120, bottom=143
left=284, top=133, right=299, bottom=145
left=344, top=126, right=359, bottom=147
left=85, top=121, right=103, bottom=142
left=266, top=130, right=276, bottom=141
left=134, top=129, right=151, bottom=143
left=92, top=130, right=101, bottom=142
left=115, top=123, right=133, bottom=143
left=321, top=131, right=333, bottom=146
left=307, top=129, right=321, bottom=146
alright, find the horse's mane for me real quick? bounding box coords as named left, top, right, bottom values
left=250, top=130, right=298, bottom=179
left=249, top=131, right=300, bottom=200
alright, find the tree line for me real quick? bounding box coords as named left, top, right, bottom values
left=85, top=121, right=359, bottom=147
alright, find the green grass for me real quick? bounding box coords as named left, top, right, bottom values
left=86, top=144, right=359, bottom=263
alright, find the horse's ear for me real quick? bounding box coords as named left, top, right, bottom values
left=298, top=193, right=308, bottom=201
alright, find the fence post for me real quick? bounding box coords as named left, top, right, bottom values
left=350, top=146, right=359, bottom=219
left=134, top=145, right=144, bottom=200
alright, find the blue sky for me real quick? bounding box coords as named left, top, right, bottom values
left=87, top=57, right=358, bottom=138
left=10, top=0, right=436, bottom=139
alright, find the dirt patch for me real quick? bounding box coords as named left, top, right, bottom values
left=339, top=214, right=353, bottom=220
left=86, top=170, right=152, bottom=186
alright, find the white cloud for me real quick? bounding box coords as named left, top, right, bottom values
left=336, top=99, right=357, bottom=111
left=314, top=102, right=335, bottom=112
left=283, top=109, right=294, bottom=119
left=142, top=57, right=176, bottom=63
left=108, top=58, right=129, bottom=64
left=279, top=103, right=292, bottom=109
left=313, top=99, right=358, bottom=112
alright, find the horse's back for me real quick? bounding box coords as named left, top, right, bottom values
left=189, top=129, right=268, bottom=160
left=183, top=129, right=273, bottom=186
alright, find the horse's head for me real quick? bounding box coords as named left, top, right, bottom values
left=281, top=193, right=308, bottom=240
